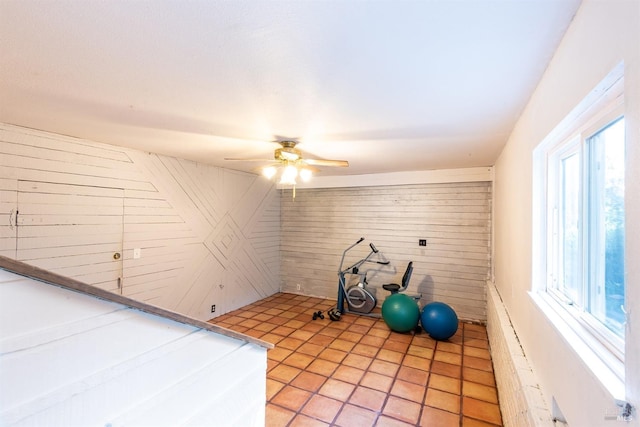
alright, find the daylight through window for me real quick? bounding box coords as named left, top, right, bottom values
left=542, top=92, right=625, bottom=356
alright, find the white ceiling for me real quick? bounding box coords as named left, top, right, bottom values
left=0, top=0, right=581, bottom=177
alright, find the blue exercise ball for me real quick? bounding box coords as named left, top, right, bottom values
left=421, top=302, right=458, bottom=340
left=381, top=293, right=420, bottom=333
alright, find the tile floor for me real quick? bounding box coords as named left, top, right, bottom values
left=209, top=293, right=502, bottom=427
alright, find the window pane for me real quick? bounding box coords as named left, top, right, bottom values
left=588, top=117, right=625, bottom=337
left=560, top=152, right=580, bottom=302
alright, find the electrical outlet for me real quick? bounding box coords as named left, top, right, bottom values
left=419, top=239, right=427, bottom=246
left=211, top=304, right=216, bottom=313
left=296, top=284, right=301, bottom=291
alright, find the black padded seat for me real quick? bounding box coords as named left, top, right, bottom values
left=382, top=283, right=401, bottom=293
left=382, top=261, right=413, bottom=294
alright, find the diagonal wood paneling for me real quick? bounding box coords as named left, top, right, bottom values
left=0, top=124, right=281, bottom=320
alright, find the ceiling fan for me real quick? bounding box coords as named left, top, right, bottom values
left=225, top=140, right=348, bottom=197
left=225, top=140, right=348, bottom=181
left=226, top=140, right=348, bottom=166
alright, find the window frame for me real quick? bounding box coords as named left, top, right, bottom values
left=532, top=65, right=626, bottom=384
left=582, top=112, right=626, bottom=353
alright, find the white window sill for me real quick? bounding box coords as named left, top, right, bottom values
left=528, top=290, right=625, bottom=400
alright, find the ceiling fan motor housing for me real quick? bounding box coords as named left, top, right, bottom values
left=275, top=141, right=302, bottom=161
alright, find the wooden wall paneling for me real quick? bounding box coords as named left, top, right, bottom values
left=224, top=171, right=281, bottom=306
left=131, top=153, right=215, bottom=236
left=1, top=124, right=281, bottom=322
left=1, top=126, right=132, bottom=163
left=141, top=150, right=282, bottom=316
left=0, top=130, right=151, bottom=190
left=15, top=180, right=124, bottom=292
left=250, top=190, right=282, bottom=296
left=0, top=153, right=154, bottom=191
left=170, top=248, right=225, bottom=318
left=281, top=182, right=491, bottom=322
left=127, top=152, right=282, bottom=317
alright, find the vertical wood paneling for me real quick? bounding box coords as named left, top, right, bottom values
left=0, top=124, right=280, bottom=320
left=280, top=182, right=491, bottom=321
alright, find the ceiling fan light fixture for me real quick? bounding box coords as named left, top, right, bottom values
left=279, top=164, right=298, bottom=185
left=262, top=165, right=277, bottom=179
left=226, top=139, right=347, bottom=198
left=299, top=168, right=312, bottom=182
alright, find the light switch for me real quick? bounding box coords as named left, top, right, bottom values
left=133, top=248, right=141, bottom=259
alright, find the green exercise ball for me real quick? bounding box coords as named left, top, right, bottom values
left=381, top=293, right=420, bottom=333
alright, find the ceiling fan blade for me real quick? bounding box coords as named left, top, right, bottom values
left=304, top=159, right=349, bottom=167
left=224, top=157, right=273, bottom=162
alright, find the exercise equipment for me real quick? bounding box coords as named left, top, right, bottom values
left=336, top=237, right=389, bottom=317
left=381, top=293, right=420, bottom=332
left=420, top=301, right=459, bottom=340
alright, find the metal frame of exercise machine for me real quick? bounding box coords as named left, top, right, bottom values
left=335, top=237, right=389, bottom=318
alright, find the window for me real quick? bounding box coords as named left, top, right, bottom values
left=546, top=113, right=625, bottom=349
left=534, top=64, right=626, bottom=370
